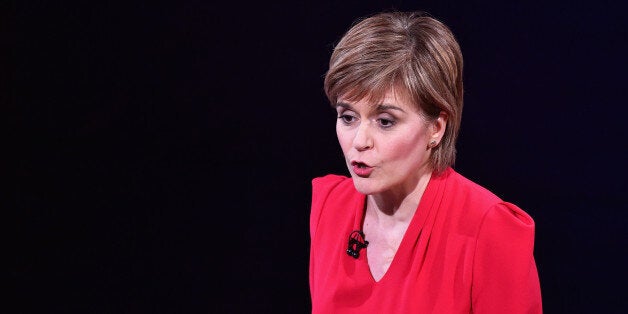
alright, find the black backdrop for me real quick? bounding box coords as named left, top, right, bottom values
left=9, top=1, right=627, bottom=313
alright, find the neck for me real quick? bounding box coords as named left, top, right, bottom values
left=367, top=170, right=432, bottom=223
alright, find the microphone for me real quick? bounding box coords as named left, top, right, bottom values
left=346, top=230, right=369, bottom=259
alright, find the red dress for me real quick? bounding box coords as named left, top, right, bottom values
left=309, top=167, right=542, bottom=313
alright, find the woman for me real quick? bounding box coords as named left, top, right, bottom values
left=309, top=11, right=542, bottom=313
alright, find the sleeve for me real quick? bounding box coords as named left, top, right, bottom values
left=310, top=177, right=325, bottom=240
left=471, top=202, right=543, bottom=313
left=309, top=175, right=345, bottom=294
left=310, top=175, right=345, bottom=240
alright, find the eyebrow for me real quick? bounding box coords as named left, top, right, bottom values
left=335, top=102, right=407, bottom=113
left=334, top=102, right=352, bottom=110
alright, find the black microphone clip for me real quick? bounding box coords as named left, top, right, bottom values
left=346, top=230, right=369, bottom=259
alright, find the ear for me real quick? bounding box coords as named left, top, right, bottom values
left=427, top=111, right=449, bottom=149
left=429, top=111, right=448, bottom=146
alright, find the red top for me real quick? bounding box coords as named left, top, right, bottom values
left=309, top=167, right=542, bottom=313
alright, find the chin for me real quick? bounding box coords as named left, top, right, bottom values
left=351, top=177, right=381, bottom=195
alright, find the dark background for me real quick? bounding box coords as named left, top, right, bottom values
left=9, top=0, right=627, bottom=313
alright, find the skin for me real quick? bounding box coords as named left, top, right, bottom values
left=335, top=88, right=447, bottom=281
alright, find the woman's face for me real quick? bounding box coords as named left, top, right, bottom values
left=335, top=89, right=441, bottom=196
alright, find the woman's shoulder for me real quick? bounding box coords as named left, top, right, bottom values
left=310, top=174, right=359, bottom=235
left=444, top=168, right=535, bottom=229
left=445, top=168, right=504, bottom=205
left=312, top=174, right=352, bottom=191
left=310, top=173, right=359, bottom=209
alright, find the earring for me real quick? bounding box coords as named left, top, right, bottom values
left=428, top=140, right=437, bottom=148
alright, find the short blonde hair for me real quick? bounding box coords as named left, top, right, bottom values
left=324, top=11, right=464, bottom=175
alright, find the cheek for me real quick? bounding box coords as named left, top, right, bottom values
left=385, top=133, right=427, bottom=159
left=336, top=127, right=353, bottom=152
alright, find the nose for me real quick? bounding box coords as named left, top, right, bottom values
left=353, top=121, right=374, bottom=151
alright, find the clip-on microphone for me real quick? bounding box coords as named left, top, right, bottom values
left=346, top=230, right=369, bottom=259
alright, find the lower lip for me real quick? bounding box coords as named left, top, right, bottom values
left=352, top=164, right=374, bottom=177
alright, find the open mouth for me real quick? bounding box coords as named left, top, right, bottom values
left=351, top=161, right=369, bottom=168
left=351, top=161, right=373, bottom=177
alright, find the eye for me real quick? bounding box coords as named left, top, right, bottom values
left=377, top=117, right=396, bottom=128
left=338, top=113, right=357, bottom=125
